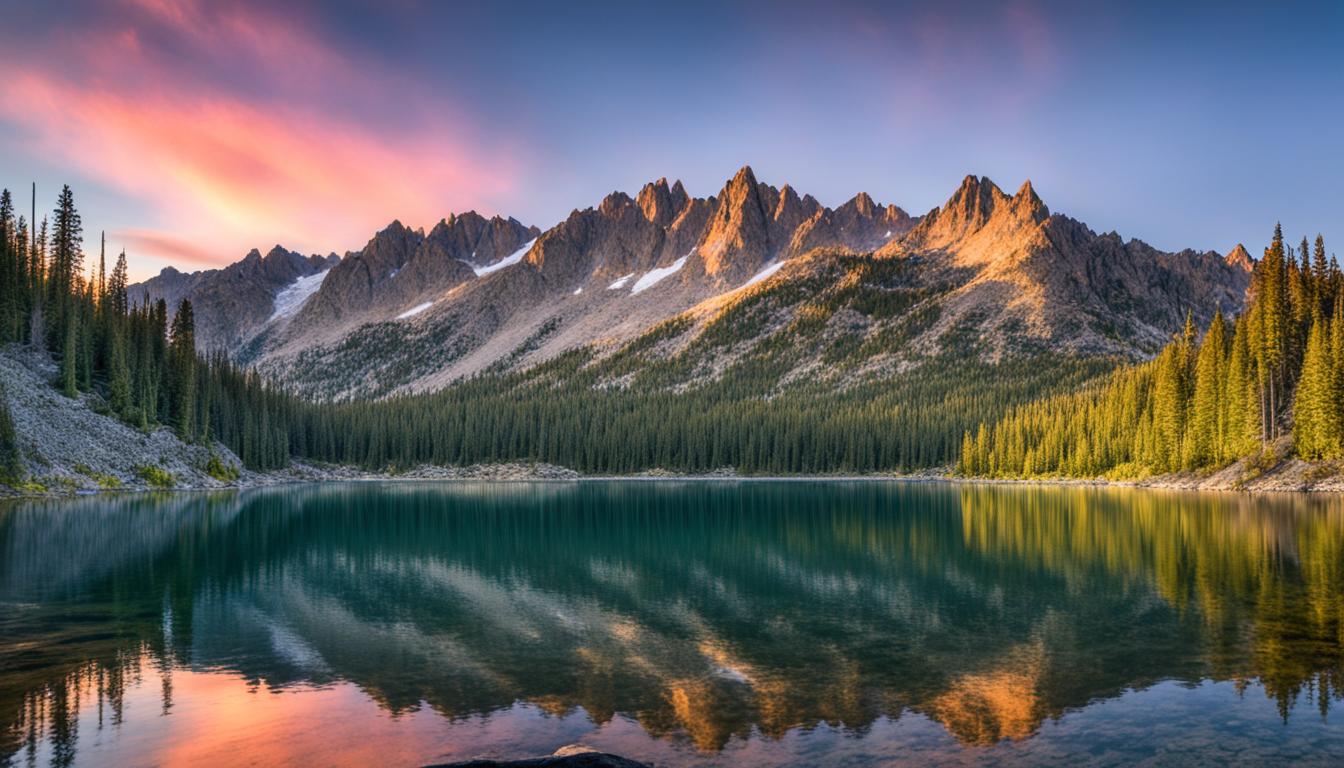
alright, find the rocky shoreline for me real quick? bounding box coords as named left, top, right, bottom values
left=4, top=344, right=1342, bottom=500
left=8, top=461, right=1344, bottom=501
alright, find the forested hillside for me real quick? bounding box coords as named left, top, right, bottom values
left=0, top=184, right=300, bottom=478
left=959, top=225, right=1340, bottom=480
left=0, top=181, right=1266, bottom=483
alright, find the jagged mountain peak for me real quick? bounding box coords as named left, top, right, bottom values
left=636, top=177, right=688, bottom=227
left=1226, top=243, right=1254, bottom=270
left=840, top=191, right=877, bottom=218
left=428, top=217, right=454, bottom=238
left=157, top=167, right=1258, bottom=402
left=1009, top=179, right=1049, bottom=222
left=599, top=190, right=636, bottom=217
left=698, top=166, right=775, bottom=277
left=773, top=184, right=804, bottom=221
left=949, top=175, right=1008, bottom=217
left=728, top=164, right=759, bottom=189
left=900, top=175, right=1036, bottom=252
left=884, top=204, right=913, bottom=224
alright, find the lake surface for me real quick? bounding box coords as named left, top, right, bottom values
left=2, top=481, right=1343, bottom=767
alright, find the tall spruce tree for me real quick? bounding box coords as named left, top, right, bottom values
left=168, top=299, right=197, bottom=439
left=1188, top=310, right=1227, bottom=467
left=47, top=185, right=82, bottom=307
left=1293, top=312, right=1339, bottom=459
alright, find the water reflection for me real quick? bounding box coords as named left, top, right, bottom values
left=1, top=482, right=1343, bottom=766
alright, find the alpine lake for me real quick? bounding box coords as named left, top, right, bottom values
left=3, top=481, right=1343, bottom=766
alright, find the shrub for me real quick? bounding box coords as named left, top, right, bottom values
left=74, top=463, right=122, bottom=489
left=1303, top=462, right=1338, bottom=486
left=136, top=464, right=176, bottom=488
left=204, top=454, right=240, bottom=483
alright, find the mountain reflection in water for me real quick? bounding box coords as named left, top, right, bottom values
left=2, top=482, right=1342, bottom=766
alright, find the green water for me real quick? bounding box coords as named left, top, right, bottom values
left=2, top=481, right=1343, bottom=766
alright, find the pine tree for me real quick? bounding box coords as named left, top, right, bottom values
left=168, top=299, right=197, bottom=439
left=1293, top=312, right=1338, bottom=459
left=1313, top=235, right=1330, bottom=314
left=0, top=189, right=16, bottom=342
left=1152, top=343, right=1186, bottom=472
left=47, top=185, right=82, bottom=308
left=1188, top=310, right=1227, bottom=467
left=1223, top=315, right=1258, bottom=459
left=107, top=250, right=129, bottom=317
left=1252, top=224, right=1289, bottom=443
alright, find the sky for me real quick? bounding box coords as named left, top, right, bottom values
left=1, top=0, right=1342, bottom=282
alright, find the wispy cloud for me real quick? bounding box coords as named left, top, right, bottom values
left=111, top=228, right=241, bottom=270
left=0, top=0, right=527, bottom=269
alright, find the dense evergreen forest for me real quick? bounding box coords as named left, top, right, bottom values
left=959, top=225, right=1339, bottom=479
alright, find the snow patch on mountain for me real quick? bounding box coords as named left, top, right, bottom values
left=631, top=253, right=690, bottom=294
left=473, top=238, right=536, bottom=277
left=743, top=261, right=785, bottom=288
left=270, top=268, right=331, bottom=321
left=607, top=273, right=635, bottom=290
left=396, top=301, right=434, bottom=320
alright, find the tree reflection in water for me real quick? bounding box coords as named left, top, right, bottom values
left=1, top=482, right=1342, bottom=765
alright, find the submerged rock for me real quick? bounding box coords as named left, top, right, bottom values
left=426, top=744, right=650, bottom=768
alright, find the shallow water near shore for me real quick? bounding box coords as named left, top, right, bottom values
left=2, top=481, right=1343, bottom=766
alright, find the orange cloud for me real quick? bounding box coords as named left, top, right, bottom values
left=0, top=0, right=528, bottom=274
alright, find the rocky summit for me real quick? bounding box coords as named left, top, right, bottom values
left=129, top=245, right=338, bottom=353
left=129, top=168, right=1252, bottom=401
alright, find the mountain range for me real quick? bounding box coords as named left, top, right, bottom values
left=129, top=167, right=1252, bottom=401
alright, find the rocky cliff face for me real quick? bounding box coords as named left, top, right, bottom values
left=138, top=168, right=1254, bottom=401
left=878, top=176, right=1251, bottom=358
left=291, top=213, right=539, bottom=331
left=129, top=246, right=337, bottom=352
left=523, top=165, right=913, bottom=291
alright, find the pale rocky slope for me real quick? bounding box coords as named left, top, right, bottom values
left=0, top=345, right=247, bottom=493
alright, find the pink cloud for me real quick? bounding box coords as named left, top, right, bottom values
left=112, top=228, right=244, bottom=270
left=0, top=0, right=528, bottom=271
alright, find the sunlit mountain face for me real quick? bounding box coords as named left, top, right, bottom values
left=2, top=483, right=1342, bottom=766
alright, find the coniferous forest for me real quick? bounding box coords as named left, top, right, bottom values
left=959, top=225, right=1342, bottom=479
left=0, top=183, right=1332, bottom=482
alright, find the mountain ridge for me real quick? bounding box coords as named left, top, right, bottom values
left=129, top=168, right=1252, bottom=401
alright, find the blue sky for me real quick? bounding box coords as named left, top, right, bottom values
left=1, top=0, right=1341, bottom=279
